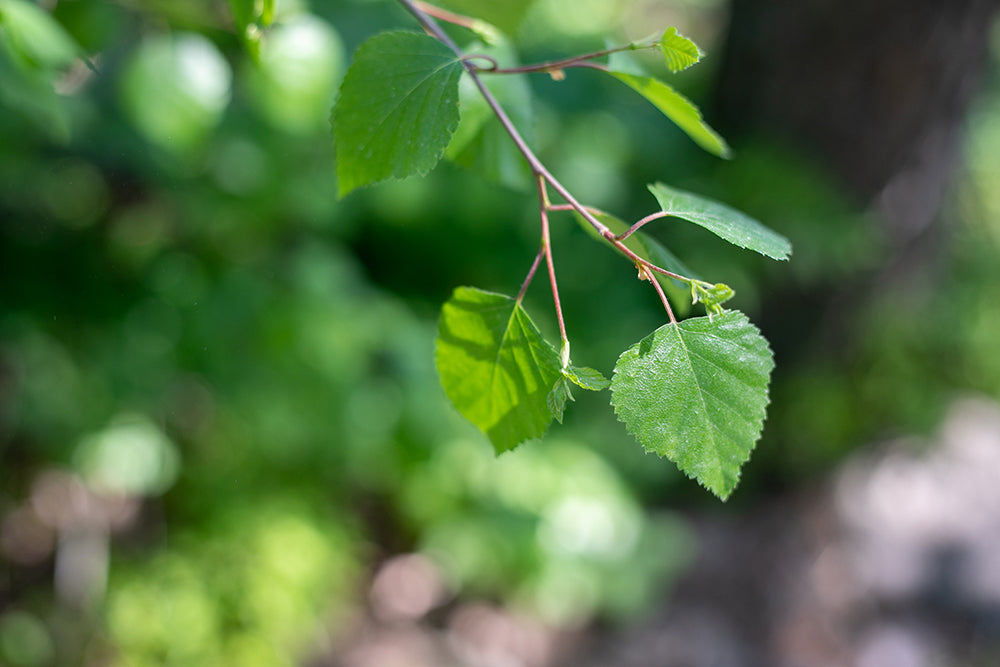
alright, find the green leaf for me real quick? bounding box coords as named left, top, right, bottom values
left=333, top=31, right=463, bottom=197
left=547, top=378, right=572, bottom=424
left=659, top=27, right=702, bottom=72
left=608, top=70, right=730, bottom=158
left=691, top=281, right=735, bottom=316
left=564, top=365, right=610, bottom=391
left=436, top=287, right=563, bottom=454
left=648, top=183, right=792, bottom=260
left=610, top=311, right=774, bottom=500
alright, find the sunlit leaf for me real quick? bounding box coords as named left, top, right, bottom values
left=659, top=27, right=702, bottom=72
left=333, top=31, right=463, bottom=197
left=436, top=287, right=563, bottom=453
left=648, top=182, right=792, bottom=260
left=611, top=311, right=774, bottom=500
left=608, top=70, right=730, bottom=158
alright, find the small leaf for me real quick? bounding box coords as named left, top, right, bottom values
left=564, top=365, right=610, bottom=391
left=648, top=183, right=792, bottom=260
left=659, top=27, right=702, bottom=72
left=691, top=280, right=735, bottom=316
left=333, top=31, right=463, bottom=197
left=547, top=378, right=573, bottom=423
left=608, top=70, right=730, bottom=158
left=436, top=287, right=563, bottom=454
left=610, top=311, right=774, bottom=500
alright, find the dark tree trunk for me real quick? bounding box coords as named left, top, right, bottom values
left=714, top=0, right=1000, bottom=248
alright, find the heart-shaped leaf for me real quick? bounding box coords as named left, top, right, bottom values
left=659, top=27, right=702, bottom=72
left=333, top=31, right=463, bottom=197
left=436, top=287, right=563, bottom=453
left=610, top=311, right=774, bottom=499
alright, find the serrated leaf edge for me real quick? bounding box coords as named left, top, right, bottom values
left=609, top=312, right=773, bottom=500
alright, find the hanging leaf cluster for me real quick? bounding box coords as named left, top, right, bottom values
left=330, top=9, right=791, bottom=500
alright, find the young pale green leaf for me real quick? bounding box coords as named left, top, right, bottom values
left=648, top=183, right=792, bottom=260
left=436, top=287, right=563, bottom=454
left=691, top=280, right=735, bottom=316
left=610, top=311, right=774, bottom=500
left=333, top=31, right=463, bottom=197
left=565, top=365, right=610, bottom=391
left=608, top=71, right=730, bottom=158
left=659, top=27, right=702, bottom=72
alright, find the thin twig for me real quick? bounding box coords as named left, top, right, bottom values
left=413, top=0, right=484, bottom=32
left=610, top=235, right=688, bottom=282
left=516, top=247, right=545, bottom=303
left=643, top=265, right=677, bottom=323
left=396, top=0, right=613, bottom=241
left=462, top=54, right=498, bottom=70
left=537, top=177, right=569, bottom=347
left=616, top=211, right=672, bottom=240
left=478, top=42, right=653, bottom=75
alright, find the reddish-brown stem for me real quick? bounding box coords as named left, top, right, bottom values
left=536, top=177, right=569, bottom=349
left=462, top=54, right=498, bottom=70
left=413, top=0, right=483, bottom=32
left=602, top=230, right=687, bottom=282
left=643, top=265, right=678, bottom=323
left=516, top=247, right=544, bottom=303
left=477, top=43, right=653, bottom=75
left=396, top=0, right=614, bottom=240
left=547, top=203, right=590, bottom=213
left=396, top=0, right=684, bottom=320
left=616, top=211, right=673, bottom=240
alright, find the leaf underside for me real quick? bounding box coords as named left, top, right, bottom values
left=608, top=70, right=730, bottom=158
left=436, top=287, right=563, bottom=454
left=647, top=182, right=792, bottom=260
left=333, top=31, right=463, bottom=197
left=610, top=311, right=774, bottom=500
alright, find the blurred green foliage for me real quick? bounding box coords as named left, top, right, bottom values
left=1, top=0, right=999, bottom=664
